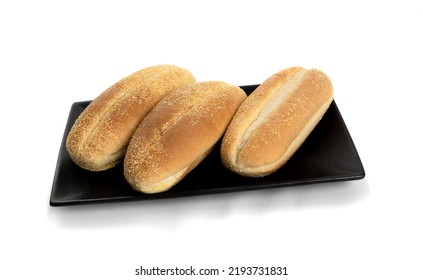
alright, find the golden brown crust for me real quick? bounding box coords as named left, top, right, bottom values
left=66, top=65, right=196, bottom=171
left=221, top=67, right=334, bottom=177
left=123, top=81, right=247, bottom=193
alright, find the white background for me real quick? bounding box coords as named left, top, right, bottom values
left=1, top=0, right=422, bottom=279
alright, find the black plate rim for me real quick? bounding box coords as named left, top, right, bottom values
left=50, top=84, right=365, bottom=207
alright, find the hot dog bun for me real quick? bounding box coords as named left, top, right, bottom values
left=124, top=81, right=247, bottom=194
left=221, top=66, right=334, bottom=177
left=66, top=65, right=196, bottom=171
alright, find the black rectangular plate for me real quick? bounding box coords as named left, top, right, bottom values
left=50, top=85, right=365, bottom=206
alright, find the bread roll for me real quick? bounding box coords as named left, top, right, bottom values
left=66, top=65, right=196, bottom=171
left=124, top=81, right=247, bottom=193
left=221, top=66, right=334, bottom=177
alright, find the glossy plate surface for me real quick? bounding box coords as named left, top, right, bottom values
left=50, top=85, right=365, bottom=206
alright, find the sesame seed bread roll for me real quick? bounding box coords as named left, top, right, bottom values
left=221, top=67, right=334, bottom=177
left=124, top=81, right=247, bottom=194
left=66, top=65, right=196, bottom=171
